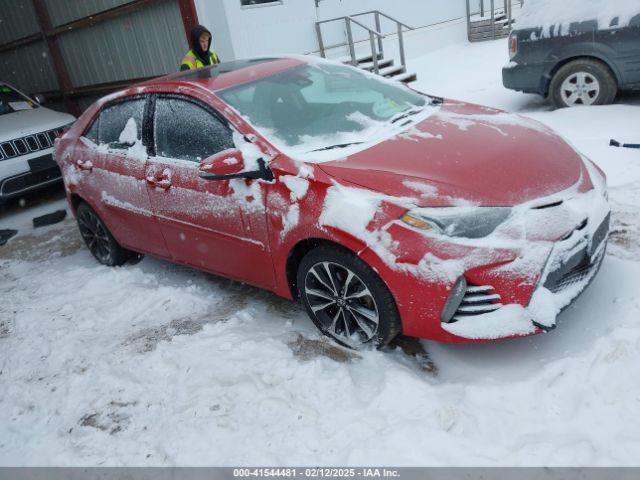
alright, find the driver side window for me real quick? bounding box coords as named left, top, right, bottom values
left=154, top=97, right=234, bottom=163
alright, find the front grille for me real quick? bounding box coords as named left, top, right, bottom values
left=452, top=284, right=503, bottom=322
left=14, top=139, right=28, bottom=155
left=0, top=127, right=64, bottom=161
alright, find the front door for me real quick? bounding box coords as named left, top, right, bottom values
left=76, top=97, right=170, bottom=258
left=145, top=95, right=275, bottom=288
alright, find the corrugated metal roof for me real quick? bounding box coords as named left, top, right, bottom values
left=0, top=40, right=59, bottom=93
left=44, top=0, right=135, bottom=27
left=0, top=0, right=40, bottom=44
left=57, top=0, right=188, bottom=87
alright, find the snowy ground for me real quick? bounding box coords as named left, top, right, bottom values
left=1, top=38, right=640, bottom=466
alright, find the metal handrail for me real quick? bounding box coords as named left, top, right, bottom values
left=351, top=10, right=412, bottom=30
left=465, top=0, right=523, bottom=41
left=315, top=10, right=413, bottom=75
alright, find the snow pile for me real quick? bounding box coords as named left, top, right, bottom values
left=516, top=0, right=640, bottom=35
left=403, top=180, right=439, bottom=198
left=442, top=304, right=538, bottom=340
left=232, top=131, right=267, bottom=172
left=118, top=118, right=138, bottom=145
left=281, top=175, right=309, bottom=201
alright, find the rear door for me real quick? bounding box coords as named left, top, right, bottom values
left=75, top=97, right=170, bottom=258
left=145, top=95, right=275, bottom=288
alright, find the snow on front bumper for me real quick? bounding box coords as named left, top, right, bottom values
left=442, top=188, right=611, bottom=341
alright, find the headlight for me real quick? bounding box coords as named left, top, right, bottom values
left=401, top=207, right=512, bottom=239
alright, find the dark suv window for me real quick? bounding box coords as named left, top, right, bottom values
left=92, top=98, right=146, bottom=148
left=154, top=97, right=234, bottom=162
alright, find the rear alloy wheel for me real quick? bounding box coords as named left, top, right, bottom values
left=297, top=245, right=401, bottom=349
left=76, top=202, right=130, bottom=266
left=550, top=59, right=617, bottom=108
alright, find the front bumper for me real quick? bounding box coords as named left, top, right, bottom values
left=372, top=187, right=611, bottom=343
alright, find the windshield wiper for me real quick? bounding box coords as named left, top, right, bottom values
left=390, top=107, right=424, bottom=125
left=310, top=142, right=364, bottom=153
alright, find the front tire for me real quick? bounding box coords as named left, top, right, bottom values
left=550, top=59, right=617, bottom=108
left=76, top=202, right=129, bottom=266
left=297, top=245, right=401, bottom=349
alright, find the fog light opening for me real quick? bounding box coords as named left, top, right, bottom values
left=441, top=276, right=467, bottom=324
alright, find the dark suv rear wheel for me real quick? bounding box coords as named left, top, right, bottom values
left=550, top=59, right=617, bottom=108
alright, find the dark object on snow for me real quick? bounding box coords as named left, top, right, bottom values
left=0, top=229, right=18, bottom=246
left=610, top=139, right=640, bottom=149
left=33, top=209, right=67, bottom=228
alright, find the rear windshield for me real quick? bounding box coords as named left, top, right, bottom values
left=0, top=85, right=36, bottom=116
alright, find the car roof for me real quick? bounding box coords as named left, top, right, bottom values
left=145, top=56, right=308, bottom=93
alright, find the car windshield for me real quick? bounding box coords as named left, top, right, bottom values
left=0, top=84, right=36, bottom=116
left=217, top=62, right=428, bottom=154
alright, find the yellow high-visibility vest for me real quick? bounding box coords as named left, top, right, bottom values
left=180, top=50, right=221, bottom=70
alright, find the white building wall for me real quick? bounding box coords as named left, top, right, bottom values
left=195, top=0, right=468, bottom=61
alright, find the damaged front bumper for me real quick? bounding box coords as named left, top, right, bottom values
left=440, top=202, right=611, bottom=342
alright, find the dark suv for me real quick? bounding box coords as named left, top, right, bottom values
left=503, top=12, right=640, bottom=107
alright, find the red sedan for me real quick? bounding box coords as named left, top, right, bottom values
left=55, top=57, right=610, bottom=348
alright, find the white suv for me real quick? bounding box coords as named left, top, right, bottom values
left=0, top=82, right=75, bottom=203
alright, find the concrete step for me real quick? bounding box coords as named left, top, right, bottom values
left=393, top=71, right=418, bottom=84
left=358, top=58, right=394, bottom=72
left=379, top=64, right=406, bottom=77
left=338, top=52, right=384, bottom=65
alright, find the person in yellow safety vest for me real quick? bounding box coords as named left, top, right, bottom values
left=180, top=25, right=221, bottom=71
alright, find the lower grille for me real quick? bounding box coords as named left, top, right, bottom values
left=452, top=284, right=503, bottom=322
left=545, top=250, right=604, bottom=294
left=544, top=215, right=610, bottom=294
left=0, top=164, right=61, bottom=197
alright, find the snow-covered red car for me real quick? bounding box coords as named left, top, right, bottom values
left=54, top=57, right=610, bottom=348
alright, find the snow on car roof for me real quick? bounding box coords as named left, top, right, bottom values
left=516, top=0, right=640, bottom=33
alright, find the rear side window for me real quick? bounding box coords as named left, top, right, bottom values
left=93, top=98, right=146, bottom=149
left=154, top=97, right=234, bottom=162
left=84, top=117, right=99, bottom=143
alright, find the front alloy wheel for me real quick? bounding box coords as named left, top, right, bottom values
left=297, top=245, right=402, bottom=349
left=305, top=261, right=380, bottom=345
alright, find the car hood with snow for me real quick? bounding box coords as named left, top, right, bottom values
left=317, top=101, right=592, bottom=207
left=0, top=106, right=75, bottom=142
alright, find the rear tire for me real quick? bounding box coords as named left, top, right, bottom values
left=550, top=59, right=617, bottom=108
left=297, top=245, right=402, bottom=349
left=76, top=202, right=130, bottom=266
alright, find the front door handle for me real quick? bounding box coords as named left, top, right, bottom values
left=146, top=170, right=172, bottom=190
left=154, top=178, right=172, bottom=190
left=76, top=159, right=93, bottom=171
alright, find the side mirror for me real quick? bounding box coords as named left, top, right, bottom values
left=198, top=148, right=245, bottom=180
left=33, top=94, right=46, bottom=105
left=198, top=148, right=274, bottom=182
